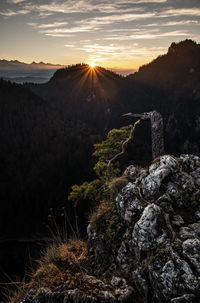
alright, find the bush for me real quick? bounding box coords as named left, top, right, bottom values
left=68, top=125, right=133, bottom=207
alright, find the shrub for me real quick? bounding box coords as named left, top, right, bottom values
left=68, top=125, right=133, bottom=207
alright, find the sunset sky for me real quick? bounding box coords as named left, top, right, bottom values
left=0, top=0, right=200, bottom=74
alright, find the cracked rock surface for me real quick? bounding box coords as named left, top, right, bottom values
left=88, top=154, right=200, bottom=303
left=22, top=154, right=200, bottom=303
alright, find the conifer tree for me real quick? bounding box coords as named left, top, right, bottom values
left=68, top=125, right=133, bottom=206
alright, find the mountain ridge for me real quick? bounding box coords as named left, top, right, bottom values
left=130, top=39, right=200, bottom=95
left=0, top=59, right=67, bottom=84
left=0, top=59, right=66, bottom=70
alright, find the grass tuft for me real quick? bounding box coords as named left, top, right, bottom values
left=6, top=239, right=89, bottom=303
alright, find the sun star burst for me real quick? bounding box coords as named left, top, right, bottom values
left=89, top=62, right=96, bottom=68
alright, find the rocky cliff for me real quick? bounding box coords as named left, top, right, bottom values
left=20, top=154, right=200, bottom=303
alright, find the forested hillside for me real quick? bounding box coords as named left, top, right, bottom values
left=130, top=39, right=200, bottom=155
left=131, top=39, right=200, bottom=95
left=0, top=79, right=95, bottom=237
left=29, top=64, right=159, bottom=132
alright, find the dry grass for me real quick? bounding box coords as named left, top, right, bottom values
left=4, top=281, right=31, bottom=303
left=7, top=238, right=118, bottom=302
left=7, top=239, right=89, bottom=303
left=108, top=175, right=129, bottom=200
left=7, top=171, right=139, bottom=303
left=89, top=200, right=114, bottom=230
left=37, top=239, right=88, bottom=267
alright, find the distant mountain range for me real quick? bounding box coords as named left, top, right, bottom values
left=0, top=59, right=65, bottom=70
left=0, top=59, right=66, bottom=83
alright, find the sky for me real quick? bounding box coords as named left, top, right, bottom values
left=0, top=0, right=200, bottom=74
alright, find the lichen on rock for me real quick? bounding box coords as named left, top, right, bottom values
left=88, top=154, right=200, bottom=302
left=19, top=154, right=200, bottom=303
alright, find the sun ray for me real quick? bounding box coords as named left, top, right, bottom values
left=71, top=65, right=91, bottom=97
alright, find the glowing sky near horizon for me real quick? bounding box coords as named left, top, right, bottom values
left=0, top=0, right=200, bottom=74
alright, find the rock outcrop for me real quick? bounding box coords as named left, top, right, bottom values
left=21, top=154, right=200, bottom=303
left=88, top=154, right=200, bottom=303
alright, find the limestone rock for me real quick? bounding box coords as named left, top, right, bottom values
left=179, top=226, right=197, bottom=240
left=88, top=154, right=200, bottom=302
left=116, top=183, right=144, bottom=225
left=172, top=215, right=184, bottom=226
left=182, top=238, right=200, bottom=274
left=22, top=154, right=200, bottom=303
left=123, top=165, right=138, bottom=181
left=142, top=155, right=179, bottom=196
left=170, top=294, right=196, bottom=303
left=131, top=203, right=167, bottom=260
left=148, top=246, right=199, bottom=302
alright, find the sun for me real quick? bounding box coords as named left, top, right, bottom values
left=89, top=62, right=96, bottom=68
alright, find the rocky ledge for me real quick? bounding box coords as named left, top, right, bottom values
left=21, top=154, right=200, bottom=303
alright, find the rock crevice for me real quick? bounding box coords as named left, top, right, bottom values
left=88, top=154, right=200, bottom=303
left=21, top=154, right=200, bottom=303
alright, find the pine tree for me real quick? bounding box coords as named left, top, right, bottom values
left=68, top=125, right=133, bottom=206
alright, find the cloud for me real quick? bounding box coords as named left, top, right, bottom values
left=77, top=11, right=156, bottom=27
left=27, top=19, right=83, bottom=37
left=117, top=0, right=167, bottom=2
left=24, top=1, right=97, bottom=14
left=145, top=20, right=199, bottom=27
left=81, top=42, right=168, bottom=67
left=20, top=0, right=168, bottom=16
left=45, top=33, right=74, bottom=37
left=39, top=21, right=68, bottom=28
left=38, top=11, right=55, bottom=17
left=27, top=22, right=37, bottom=27
left=64, top=44, right=75, bottom=47
left=28, top=21, right=68, bottom=29
left=160, top=30, right=190, bottom=36
left=82, top=44, right=118, bottom=53
left=79, top=43, right=167, bottom=57
left=160, top=20, right=199, bottom=26
left=7, top=0, right=25, bottom=3
left=161, top=8, right=200, bottom=17
left=40, top=25, right=98, bottom=34
left=9, top=0, right=198, bottom=46
left=3, top=0, right=200, bottom=21
left=0, top=10, right=17, bottom=16
left=105, top=30, right=190, bottom=40
left=106, top=28, right=159, bottom=34
left=37, top=25, right=100, bottom=37
left=0, top=9, right=29, bottom=16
